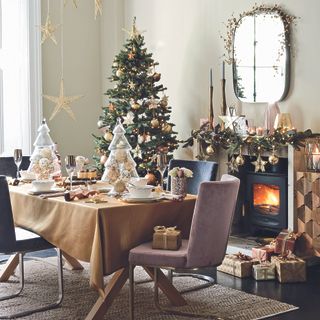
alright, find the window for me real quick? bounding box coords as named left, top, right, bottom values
left=0, top=0, right=42, bottom=156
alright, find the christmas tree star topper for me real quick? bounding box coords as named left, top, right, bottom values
left=43, top=78, right=83, bottom=121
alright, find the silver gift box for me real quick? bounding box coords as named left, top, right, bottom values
left=252, top=263, right=276, bottom=281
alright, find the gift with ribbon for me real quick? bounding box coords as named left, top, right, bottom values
left=271, top=252, right=306, bottom=283
left=252, top=262, right=276, bottom=281
left=252, top=244, right=275, bottom=262
left=274, top=229, right=300, bottom=255
left=152, top=226, right=182, bottom=250
left=217, top=253, right=259, bottom=278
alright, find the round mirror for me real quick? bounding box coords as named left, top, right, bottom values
left=233, top=12, right=290, bottom=103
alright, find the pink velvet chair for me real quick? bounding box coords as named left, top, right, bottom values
left=128, top=174, right=240, bottom=319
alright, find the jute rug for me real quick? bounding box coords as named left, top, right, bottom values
left=0, top=258, right=298, bottom=320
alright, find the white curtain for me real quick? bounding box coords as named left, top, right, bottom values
left=0, top=0, right=42, bottom=156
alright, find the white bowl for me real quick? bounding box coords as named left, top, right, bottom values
left=31, top=180, right=55, bottom=192
left=129, top=177, right=148, bottom=187
left=20, top=170, right=36, bottom=181
left=127, top=185, right=153, bottom=198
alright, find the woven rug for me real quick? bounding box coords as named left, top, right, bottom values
left=0, top=258, right=298, bottom=320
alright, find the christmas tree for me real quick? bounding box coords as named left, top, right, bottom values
left=93, top=18, right=179, bottom=177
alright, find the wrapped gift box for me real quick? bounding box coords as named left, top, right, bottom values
left=152, top=226, right=181, bottom=250
left=252, top=245, right=275, bottom=262
left=271, top=255, right=306, bottom=283
left=217, top=253, right=259, bottom=278
left=274, top=229, right=299, bottom=254
left=252, top=263, right=276, bottom=281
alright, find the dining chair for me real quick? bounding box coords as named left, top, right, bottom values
left=129, top=174, right=240, bottom=319
left=0, top=175, right=63, bottom=319
left=166, top=159, right=218, bottom=195
left=0, top=156, right=30, bottom=178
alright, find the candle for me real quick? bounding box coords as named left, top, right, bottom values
left=210, top=68, right=213, bottom=87
left=222, top=61, right=225, bottom=79
left=256, top=127, right=264, bottom=136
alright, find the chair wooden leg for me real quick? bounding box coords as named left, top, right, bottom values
left=61, top=251, right=84, bottom=270
left=129, top=264, right=135, bottom=320
left=0, top=254, right=19, bottom=282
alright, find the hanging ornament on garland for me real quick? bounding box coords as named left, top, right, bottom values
left=206, top=145, right=215, bottom=156
left=116, top=69, right=123, bottom=77
left=160, top=95, right=169, bottom=108
left=162, top=123, right=172, bottom=133
left=108, top=103, right=115, bottom=112
left=226, top=156, right=239, bottom=173
left=268, top=145, right=279, bottom=165
left=128, top=52, right=135, bottom=60
left=131, top=100, right=140, bottom=110
left=133, top=144, right=142, bottom=158
left=41, top=1, right=60, bottom=45
left=138, top=134, right=145, bottom=144
left=129, top=81, right=135, bottom=89
left=235, top=146, right=245, bottom=166
left=97, top=120, right=105, bottom=129
left=153, top=72, right=161, bottom=82
left=148, top=97, right=158, bottom=109
left=151, top=118, right=160, bottom=128
left=252, top=153, right=268, bottom=173
left=104, top=131, right=113, bottom=142
left=123, top=111, right=135, bottom=125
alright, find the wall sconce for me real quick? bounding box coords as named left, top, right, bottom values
left=274, top=113, right=293, bottom=131
left=305, top=137, right=320, bottom=171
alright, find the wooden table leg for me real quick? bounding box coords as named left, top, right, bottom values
left=0, top=254, right=19, bottom=282
left=61, top=250, right=84, bottom=270
left=143, top=267, right=187, bottom=307
left=85, top=267, right=129, bottom=320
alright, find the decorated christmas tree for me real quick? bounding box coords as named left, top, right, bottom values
left=93, top=18, right=179, bottom=177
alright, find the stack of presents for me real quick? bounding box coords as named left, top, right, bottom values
left=218, top=229, right=307, bottom=283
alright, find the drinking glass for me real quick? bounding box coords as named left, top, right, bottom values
left=156, top=153, right=168, bottom=189
left=13, top=149, right=23, bottom=179
left=65, top=155, right=76, bottom=191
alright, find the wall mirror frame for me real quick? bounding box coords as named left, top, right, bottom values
left=222, top=4, right=297, bottom=103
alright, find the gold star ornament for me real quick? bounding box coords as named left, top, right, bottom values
left=251, top=154, right=268, bottom=172
left=123, top=17, right=145, bottom=39
left=219, top=115, right=239, bottom=130
left=226, top=156, right=239, bottom=173
left=41, top=14, right=60, bottom=45
left=43, top=79, right=83, bottom=121
left=94, top=0, right=102, bottom=19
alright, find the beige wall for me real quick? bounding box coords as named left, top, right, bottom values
left=42, top=0, right=320, bottom=161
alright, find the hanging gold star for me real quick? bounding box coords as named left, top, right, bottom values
left=41, top=14, right=60, bottom=45
left=251, top=154, right=268, bottom=172
left=43, top=79, right=83, bottom=121
left=64, top=0, right=78, bottom=8
left=133, top=145, right=142, bottom=159
left=129, top=81, right=135, bottom=89
left=226, top=156, right=239, bottom=173
left=94, top=0, right=102, bottom=19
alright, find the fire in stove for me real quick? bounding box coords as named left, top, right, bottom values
left=253, top=183, right=280, bottom=215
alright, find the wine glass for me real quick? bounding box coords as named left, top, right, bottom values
left=156, top=153, right=168, bottom=189
left=13, top=149, right=23, bottom=179
left=65, top=155, right=76, bottom=191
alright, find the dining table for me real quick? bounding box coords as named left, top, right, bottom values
left=4, top=182, right=197, bottom=319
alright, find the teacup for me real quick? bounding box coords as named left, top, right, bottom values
left=127, top=185, right=153, bottom=198
left=31, top=180, right=55, bottom=192
left=20, top=170, right=36, bottom=181
left=129, top=177, right=148, bottom=188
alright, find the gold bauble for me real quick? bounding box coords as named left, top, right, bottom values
left=153, top=72, right=161, bottom=82
left=114, top=179, right=126, bottom=193
left=268, top=154, right=279, bottom=165
left=235, top=154, right=245, bottom=166
left=206, top=145, right=215, bottom=155
left=104, top=132, right=113, bottom=142
left=116, top=69, right=123, bottom=77
left=151, top=118, right=160, bottom=128
left=162, top=123, right=172, bottom=133
left=131, top=102, right=140, bottom=110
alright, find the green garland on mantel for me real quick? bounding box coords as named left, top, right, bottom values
left=183, top=124, right=313, bottom=160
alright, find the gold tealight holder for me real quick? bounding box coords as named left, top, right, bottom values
left=305, top=137, right=320, bottom=172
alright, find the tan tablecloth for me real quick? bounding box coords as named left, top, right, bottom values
left=9, top=185, right=196, bottom=296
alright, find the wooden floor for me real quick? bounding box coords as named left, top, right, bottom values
left=1, top=250, right=320, bottom=319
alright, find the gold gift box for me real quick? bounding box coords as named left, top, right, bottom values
left=152, top=226, right=182, bottom=250
left=271, top=256, right=306, bottom=283
left=217, top=253, right=259, bottom=278
left=252, top=263, right=276, bottom=281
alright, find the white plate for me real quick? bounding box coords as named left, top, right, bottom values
left=122, top=193, right=162, bottom=203
left=28, top=188, right=64, bottom=195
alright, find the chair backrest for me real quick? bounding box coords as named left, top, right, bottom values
left=167, top=159, right=218, bottom=195
left=0, top=156, right=30, bottom=178
left=186, top=174, right=240, bottom=268
left=0, top=176, right=16, bottom=253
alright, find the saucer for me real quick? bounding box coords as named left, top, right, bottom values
left=28, top=188, right=64, bottom=195
left=122, top=193, right=161, bottom=203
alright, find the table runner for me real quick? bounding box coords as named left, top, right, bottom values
left=9, top=185, right=196, bottom=296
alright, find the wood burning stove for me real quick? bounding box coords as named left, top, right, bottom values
left=246, top=172, right=288, bottom=232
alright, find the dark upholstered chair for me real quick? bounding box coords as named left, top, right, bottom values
left=167, top=159, right=218, bottom=195
left=0, top=156, right=30, bottom=178
left=129, top=174, right=240, bottom=319
left=0, top=176, right=63, bottom=319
